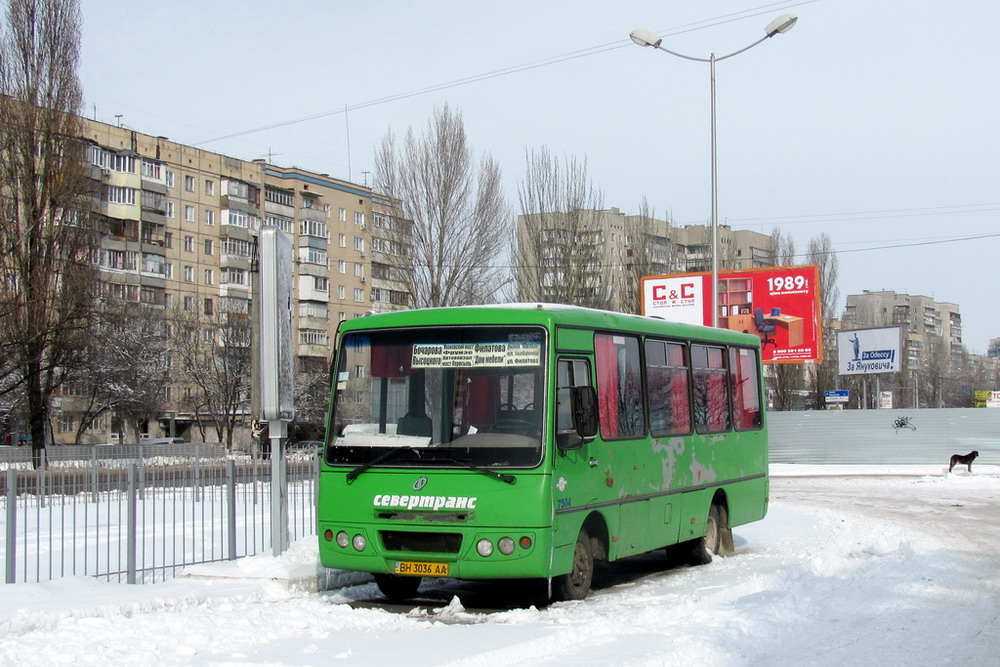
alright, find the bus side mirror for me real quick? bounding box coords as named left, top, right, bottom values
left=572, top=386, right=599, bottom=438
left=557, top=386, right=599, bottom=451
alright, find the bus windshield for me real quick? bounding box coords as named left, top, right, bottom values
left=327, top=325, right=547, bottom=470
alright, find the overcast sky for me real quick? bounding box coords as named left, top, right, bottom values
left=79, top=1, right=1000, bottom=353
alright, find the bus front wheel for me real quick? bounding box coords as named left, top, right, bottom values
left=374, top=573, right=422, bottom=601
left=553, top=528, right=594, bottom=601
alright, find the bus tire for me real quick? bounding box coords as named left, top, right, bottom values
left=553, top=528, right=594, bottom=601
left=687, top=503, right=726, bottom=566
left=374, top=573, right=422, bottom=601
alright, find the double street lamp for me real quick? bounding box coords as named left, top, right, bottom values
left=630, top=15, right=798, bottom=327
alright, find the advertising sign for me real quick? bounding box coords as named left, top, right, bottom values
left=976, top=390, right=1000, bottom=408
left=641, top=265, right=822, bottom=364
left=837, top=326, right=902, bottom=376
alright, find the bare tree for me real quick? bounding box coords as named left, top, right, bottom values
left=805, top=233, right=840, bottom=409
left=289, top=356, right=329, bottom=442
left=172, top=306, right=253, bottom=450
left=515, top=148, right=610, bottom=308
left=64, top=301, right=169, bottom=444
left=374, top=104, right=510, bottom=308
left=0, top=0, right=97, bottom=464
left=617, top=198, right=678, bottom=315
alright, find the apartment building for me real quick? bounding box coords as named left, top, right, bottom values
left=516, top=208, right=775, bottom=312
left=842, top=290, right=963, bottom=368
left=669, top=223, right=775, bottom=273
left=47, top=117, right=411, bottom=445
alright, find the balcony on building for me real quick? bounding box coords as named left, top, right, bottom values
left=221, top=179, right=261, bottom=211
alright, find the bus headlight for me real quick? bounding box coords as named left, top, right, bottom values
left=336, top=531, right=350, bottom=548
left=352, top=534, right=367, bottom=552
left=498, top=537, right=515, bottom=555
left=476, top=539, right=494, bottom=557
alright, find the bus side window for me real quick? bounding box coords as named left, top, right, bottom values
left=729, top=347, right=762, bottom=430
left=556, top=358, right=591, bottom=432
left=594, top=334, right=644, bottom=440
left=646, top=340, right=691, bottom=436
left=692, top=344, right=731, bottom=434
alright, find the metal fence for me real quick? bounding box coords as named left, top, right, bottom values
left=1, top=444, right=319, bottom=584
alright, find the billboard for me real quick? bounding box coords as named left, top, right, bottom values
left=837, top=326, right=902, bottom=376
left=641, top=265, right=822, bottom=364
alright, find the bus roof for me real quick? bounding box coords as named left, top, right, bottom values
left=339, top=304, right=761, bottom=348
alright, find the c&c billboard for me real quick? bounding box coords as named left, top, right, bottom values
left=641, top=265, right=822, bottom=364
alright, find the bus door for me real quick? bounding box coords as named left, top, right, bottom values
left=553, top=357, right=609, bottom=520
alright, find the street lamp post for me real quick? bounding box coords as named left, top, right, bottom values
left=630, top=15, right=797, bottom=327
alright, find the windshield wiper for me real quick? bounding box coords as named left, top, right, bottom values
left=346, top=446, right=417, bottom=483
left=431, top=457, right=517, bottom=485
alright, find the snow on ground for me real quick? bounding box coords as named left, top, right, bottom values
left=2, top=465, right=999, bottom=666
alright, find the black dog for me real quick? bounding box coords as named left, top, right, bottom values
left=948, top=450, right=979, bottom=473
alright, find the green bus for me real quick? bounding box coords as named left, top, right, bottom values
left=317, top=304, right=768, bottom=601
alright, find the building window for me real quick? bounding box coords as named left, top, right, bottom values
left=222, top=268, right=248, bottom=286
left=203, top=328, right=214, bottom=344
left=164, top=201, right=174, bottom=218
left=221, top=238, right=253, bottom=258
left=354, top=237, right=364, bottom=252
left=299, top=329, right=328, bottom=346
left=265, top=214, right=292, bottom=233
left=337, top=285, right=345, bottom=299
left=205, top=209, right=214, bottom=226
left=205, top=180, right=214, bottom=196
left=338, top=233, right=346, bottom=248
left=185, top=205, right=195, bottom=222
left=109, top=153, right=135, bottom=173
left=354, top=288, right=364, bottom=302
left=57, top=414, right=75, bottom=433
left=354, top=211, right=365, bottom=226
left=264, top=186, right=294, bottom=207
left=338, top=207, right=346, bottom=221
left=106, top=186, right=135, bottom=205
left=184, top=266, right=193, bottom=282
left=314, top=276, right=329, bottom=292
left=164, top=262, right=173, bottom=279
left=204, top=269, right=214, bottom=285
left=301, top=247, right=328, bottom=266
left=204, top=239, right=213, bottom=255
left=299, top=219, right=328, bottom=238
left=183, top=295, right=193, bottom=311
left=141, top=160, right=162, bottom=180
left=184, top=175, right=195, bottom=192
left=165, top=170, right=175, bottom=188
left=354, top=262, right=363, bottom=277
left=184, top=235, right=193, bottom=252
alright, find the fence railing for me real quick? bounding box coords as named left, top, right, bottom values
left=2, top=445, right=319, bottom=584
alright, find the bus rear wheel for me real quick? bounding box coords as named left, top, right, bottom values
left=686, top=503, right=726, bottom=566
left=553, top=528, right=594, bottom=601
left=374, top=573, right=422, bottom=601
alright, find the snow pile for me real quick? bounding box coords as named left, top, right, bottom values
left=1, top=468, right=998, bottom=665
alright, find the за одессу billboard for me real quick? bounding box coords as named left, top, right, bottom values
left=641, top=265, right=822, bottom=363
left=837, top=326, right=902, bottom=376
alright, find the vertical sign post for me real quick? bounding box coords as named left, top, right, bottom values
left=259, top=226, right=294, bottom=556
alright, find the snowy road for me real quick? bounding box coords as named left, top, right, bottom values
left=2, top=468, right=999, bottom=665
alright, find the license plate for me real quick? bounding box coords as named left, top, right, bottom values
left=393, top=560, right=450, bottom=577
